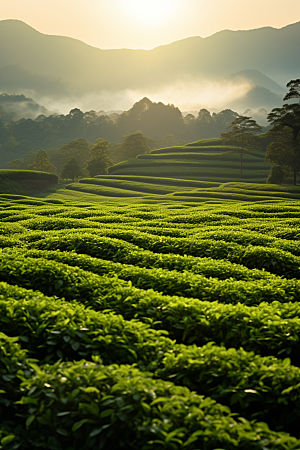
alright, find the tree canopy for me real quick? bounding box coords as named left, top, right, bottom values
left=86, top=139, right=112, bottom=177
left=27, top=149, right=56, bottom=173
left=221, top=115, right=263, bottom=174
left=60, top=157, right=82, bottom=182
left=267, top=79, right=300, bottom=184
left=0, top=98, right=245, bottom=168
left=120, top=131, right=150, bottom=160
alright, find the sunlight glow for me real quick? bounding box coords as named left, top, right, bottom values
left=121, top=0, right=181, bottom=26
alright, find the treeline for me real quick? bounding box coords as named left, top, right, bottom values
left=7, top=131, right=181, bottom=181
left=0, top=97, right=240, bottom=167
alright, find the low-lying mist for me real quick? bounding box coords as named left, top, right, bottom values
left=30, top=76, right=255, bottom=116
left=3, top=73, right=282, bottom=127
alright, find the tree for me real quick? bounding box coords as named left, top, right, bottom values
left=120, top=131, right=150, bottom=160
left=86, top=139, right=112, bottom=177
left=47, top=147, right=63, bottom=178
left=267, top=79, right=300, bottom=185
left=0, top=105, right=16, bottom=124
left=266, top=165, right=290, bottom=185
left=265, top=127, right=300, bottom=185
left=149, top=134, right=185, bottom=151
left=116, top=98, right=185, bottom=139
left=60, top=157, right=82, bottom=182
left=59, top=139, right=91, bottom=174
left=221, top=116, right=263, bottom=174
left=9, top=159, right=26, bottom=169
left=27, top=149, right=56, bottom=173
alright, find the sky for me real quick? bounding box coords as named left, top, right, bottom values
left=1, top=0, right=300, bottom=50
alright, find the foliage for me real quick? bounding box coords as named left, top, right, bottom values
left=86, top=139, right=112, bottom=177
left=119, top=131, right=150, bottom=160
left=0, top=100, right=246, bottom=168
left=9, top=159, right=26, bottom=170
left=267, top=79, right=300, bottom=184
left=221, top=116, right=263, bottom=174
left=2, top=195, right=300, bottom=446
left=27, top=149, right=56, bottom=173
left=17, top=360, right=299, bottom=450
left=266, top=165, right=291, bottom=184
left=60, top=158, right=82, bottom=182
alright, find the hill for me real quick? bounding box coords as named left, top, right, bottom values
left=103, top=138, right=271, bottom=184
left=0, top=19, right=297, bottom=112
left=0, top=92, right=51, bottom=120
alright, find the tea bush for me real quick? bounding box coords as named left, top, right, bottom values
left=2, top=195, right=300, bottom=446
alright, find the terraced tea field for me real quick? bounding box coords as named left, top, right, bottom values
left=107, top=139, right=272, bottom=183
left=2, top=192, right=300, bottom=449
left=63, top=176, right=300, bottom=203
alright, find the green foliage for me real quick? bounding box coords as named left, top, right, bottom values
left=119, top=130, right=150, bottom=160
left=86, top=139, right=112, bottom=177
left=61, top=158, right=82, bottom=182
left=267, top=165, right=291, bottom=184
left=0, top=170, right=57, bottom=183
left=9, top=159, right=26, bottom=170
left=23, top=229, right=300, bottom=278
left=17, top=360, right=299, bottom=450
left=267, top=79, right=300, bottom=184
left=2, top=195, right=300, bottom=446
left=221, top=116, right=263, bottom=174
left=66, top=182, right=147, bottom=197
left=27, top=149, right=56, bottom=173
left=0, top=170, right=58, bottom=194
left=3, top=249, right=300, bottom=364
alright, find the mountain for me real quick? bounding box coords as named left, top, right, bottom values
left=0, top=19, right=298, bottom=111
left=224, top=69, right=286, bottom=95
left=0, top=93, right=50, bottom=120
left=228, top=85, right=283, bottom=111
left=0, top=65, right=70, bottom=98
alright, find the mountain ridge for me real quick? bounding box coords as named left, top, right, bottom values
left=0, top=19, right=298, bottom=112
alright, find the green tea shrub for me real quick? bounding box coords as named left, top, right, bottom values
left=2, top=250, right=300, bottom=314
left=158, top=344, right=300, bottom=434
left=19, top=246, right=280, bottom=282
left=12, top=248, right=300, bottom=305
left=3, top=283, right=300, bottom=435
left=1, top=273, right=300, bottom=363
left=17, top=361, right=300, bottom=450
left=0, top=331, right=36, bottom=449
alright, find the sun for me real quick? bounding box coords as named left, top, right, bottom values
left=122, top=0, right=181, bottom=26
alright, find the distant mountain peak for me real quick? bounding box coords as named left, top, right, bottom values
left=0, top=18, right=298, bottom=111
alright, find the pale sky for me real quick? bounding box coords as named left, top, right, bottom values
left=1, top=0, right=300, bottom=49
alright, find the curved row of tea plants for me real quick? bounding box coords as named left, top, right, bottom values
left=1, top=194, right=300, bottom=449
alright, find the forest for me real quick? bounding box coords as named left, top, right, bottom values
left=0, top=97, right=243, bottom=168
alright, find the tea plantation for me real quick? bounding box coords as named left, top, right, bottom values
left=107, top=138, right=271, bottom=183
left=1, top=192, right=300, bottom=449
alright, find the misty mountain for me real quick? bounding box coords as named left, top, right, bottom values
left=225, top=69, right=285, bottom=95
left=0, top=19, right=297, bottom=112
left=0, top=93, right=50, bottom=120
left=0, top=65, right=71, bottom=98
left=228, top=85, right=283, bottom=111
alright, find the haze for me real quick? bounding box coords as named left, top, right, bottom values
left=1, top=0, right=300, bottom=49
